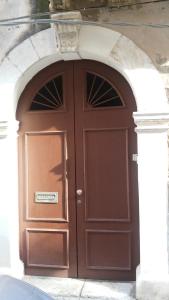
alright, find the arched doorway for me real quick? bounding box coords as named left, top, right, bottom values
left=17, top=60, right=139, bottom=280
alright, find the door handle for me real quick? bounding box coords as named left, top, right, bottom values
left=76, top=189, right=83, bottom=196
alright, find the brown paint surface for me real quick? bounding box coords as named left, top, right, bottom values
left=17, top=60, right=139, bottom=280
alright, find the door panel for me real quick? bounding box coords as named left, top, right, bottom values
left=26, top=229, right=69, bottom=269
left=86, top=230, right=131, bottom=270
left=83, top=128, right=130, bottom=221
left=17, top=60, right=139, bottom=280
left=74, top=60, right=139, bottom=280
left=18, top=61, right=77, bottom=277
left=25, top=131, right=68, bottom=221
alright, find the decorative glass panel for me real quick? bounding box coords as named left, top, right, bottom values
left=87, top=72, right=123, bottom=108
left=30, top=75, right=63, bottom=111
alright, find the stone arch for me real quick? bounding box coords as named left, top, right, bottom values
left=0, top=25, right=168, bottom=122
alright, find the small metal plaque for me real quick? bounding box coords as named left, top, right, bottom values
left=35, top=192, right=58, bottom=204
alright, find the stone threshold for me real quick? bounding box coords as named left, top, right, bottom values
left=23, top=276, right=136, bottom=300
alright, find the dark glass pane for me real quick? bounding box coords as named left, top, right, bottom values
left=87, top=72, right=123, bottom=108
left=30, top=75, right=63, bottom=111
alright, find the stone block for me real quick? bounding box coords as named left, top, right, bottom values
left=8, top=39, right=39, bottom=73
left=81, top=280, right=135, bottom=299
left=49, top=0, right=107, bottom=10
left=23, top=276, right=84, bottom=298
left=52, top=11, right=82, bottom=53
left=0, top=58, right=21, bottom=84
left=78, top=25, right=121, bottom=59
left=136, top=272, right=169, bottom=300
left=30, top=28, right=59, bottom=59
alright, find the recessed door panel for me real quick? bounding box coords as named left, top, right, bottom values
left=86, top=230, right=131, bottom=270
left=83, top=128, right=130, bottom=221
left=26, top=229, right=69, bottom=268
left=25, top=131, right=68, bottom=221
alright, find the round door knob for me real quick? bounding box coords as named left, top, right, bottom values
left=76, top=189, right=83, bottom=196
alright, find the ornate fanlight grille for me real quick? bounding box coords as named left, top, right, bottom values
left=30, top=75, right=63, bottom=111
left=87, top=72, right=123, bottom=108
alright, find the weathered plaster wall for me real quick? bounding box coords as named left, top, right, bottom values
left=97, top=3, right=169, bottom=93
left=0, top=0, right=31, bottom=63
left=50, top=0, right=169, bottom=95
left=0, top=0, right=50, bottom=63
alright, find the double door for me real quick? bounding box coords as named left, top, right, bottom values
left=18, top=60, right=139, bottom=280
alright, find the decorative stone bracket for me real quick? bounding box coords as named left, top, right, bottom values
left=51, top=11, right=82, bottom=52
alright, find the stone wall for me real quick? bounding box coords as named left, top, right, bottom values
left=0, top=0, right=169, bottom=96
left=0, top=0, right=31, bottom=63
left=0, top=0, right=49, bottom=63
left=49, top=0, right=146, bottom=9
left=50, top=0, right=169, bottom=97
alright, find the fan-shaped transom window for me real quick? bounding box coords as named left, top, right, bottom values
left=86, top=72, right=123, bottom=108
left=29, top=72, right=123, bottom=111
left=30, top=75, right=63, bottom=111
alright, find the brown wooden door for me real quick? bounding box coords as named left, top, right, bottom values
left=17, top=60, right=139, bottom=280
left=74, top=61, right=139, bottom=280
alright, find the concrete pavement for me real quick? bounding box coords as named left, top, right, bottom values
left=23, top=276, right=136, bottom=300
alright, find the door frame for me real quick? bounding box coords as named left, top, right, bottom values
left=16, top=60, right=139, bottom=280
